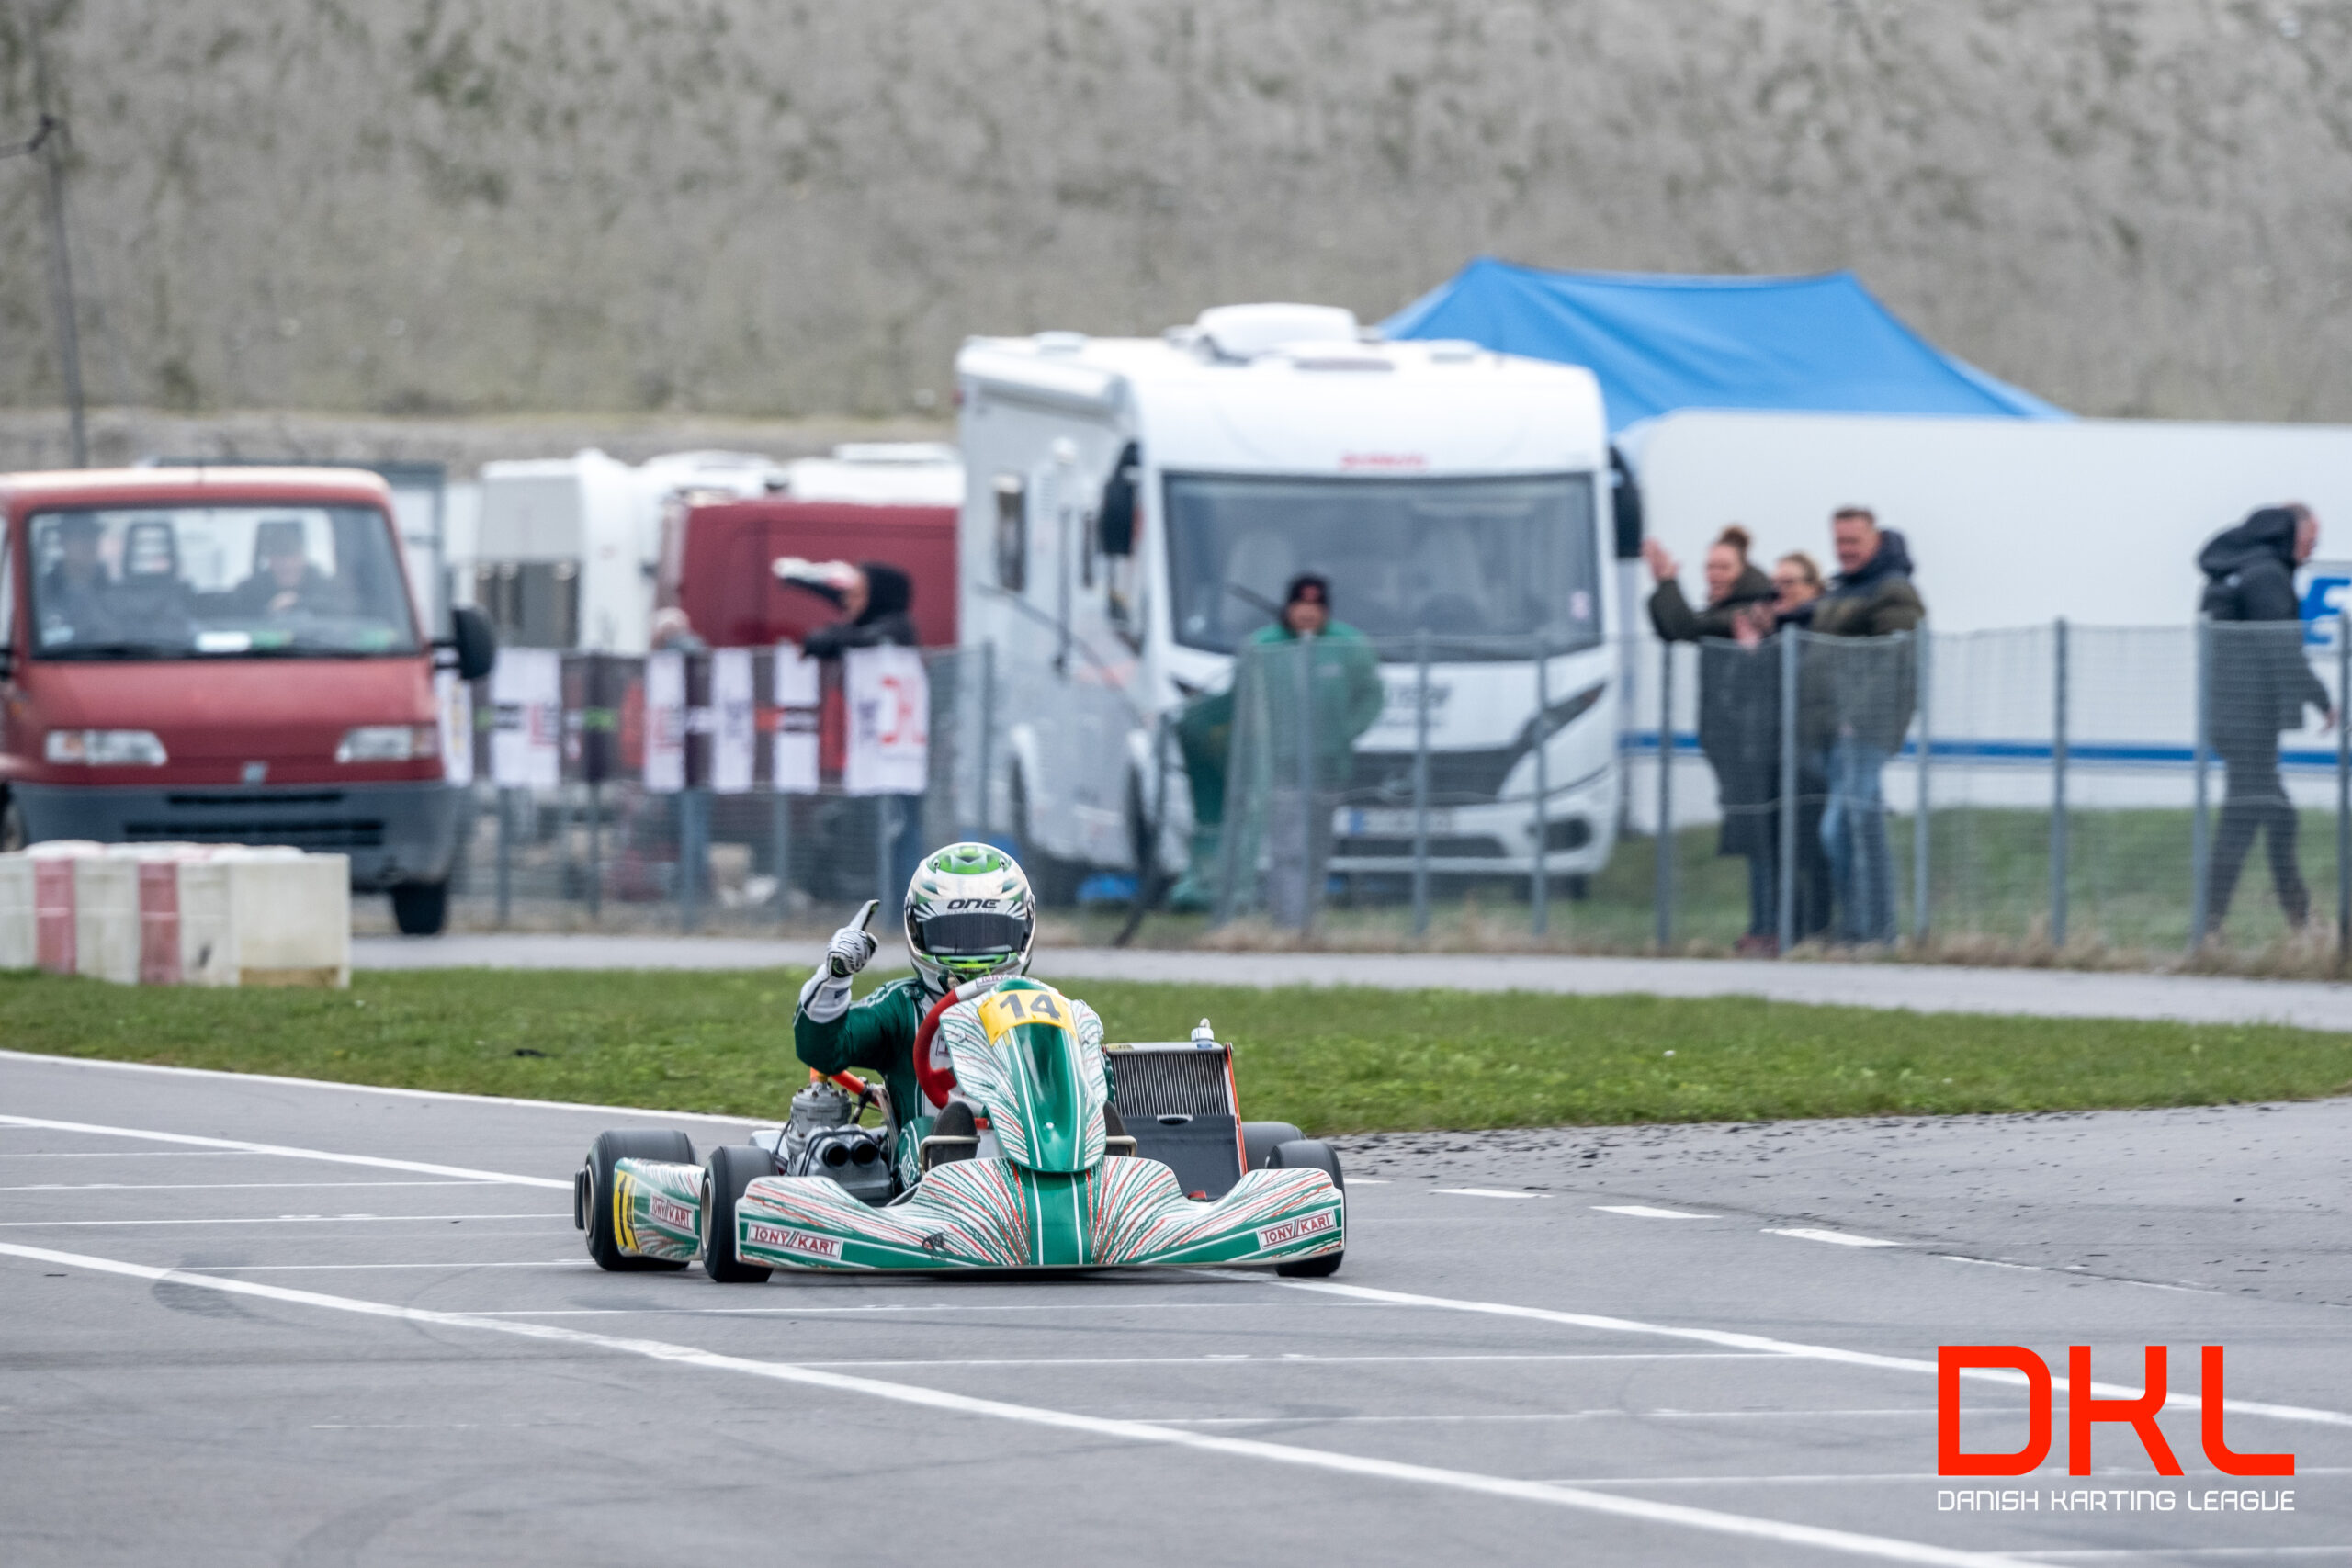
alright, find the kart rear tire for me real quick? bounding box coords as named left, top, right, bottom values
left=1265, top=1138, right=1345, bottom=1278
left=702, top=1144, right=777, bottom=1284
left=583, top=1129, right=696, bottom=1272
left=1243, top=1122, right=1307, bottom=1172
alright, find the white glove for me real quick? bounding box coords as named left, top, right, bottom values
left=826, top=921, right=878, bottom=978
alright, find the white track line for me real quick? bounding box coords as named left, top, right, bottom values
left=652, top=1352, right=1786, bottom=1369
left=1769, top=1228, right=1905, bottom=1248
left=176, top=1260, right=595, bottom=1272
left=0, top=1114, right=571, bottom=1189
left=0, top=1239, right=2031, bottom=1568
left=0, top=1213, right=563, bottom=1228
left=1274, top=1280, right=2352, bottom=1430
left=1594, top=1205, right=1717, bottom=1219
left=0, top=1179, right=503, bottom=1191
left=0, top=1047, right=762, bottom=1124
left=1432, top=1188, right=1544, bottom=1200
left=1159, top=1409, right=1949, bottom=1426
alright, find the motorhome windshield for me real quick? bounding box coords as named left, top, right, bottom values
left=26, top=504, right=420, bottom=660
left=1165, top=473, right=1600, bottom=660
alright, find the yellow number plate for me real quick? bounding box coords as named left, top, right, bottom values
left=977, top=986, right=1072, bottom=1041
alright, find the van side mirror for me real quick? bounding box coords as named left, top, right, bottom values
left=447, top=605, right=497, bottom=682
left=1097, top=442, right=1140, bottom=558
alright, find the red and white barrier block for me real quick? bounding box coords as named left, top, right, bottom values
left=0, top=845, right=350, bottom=987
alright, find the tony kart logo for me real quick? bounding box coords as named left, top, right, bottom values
left=743, top=1222, right=844, bottom=1262
left=647, top=1195, right=696, bottom=1235
left=1257, top=1211, right=1337, bottom=1250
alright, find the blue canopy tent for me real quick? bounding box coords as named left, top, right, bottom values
left=1381, top=256, right=2067, bottom=433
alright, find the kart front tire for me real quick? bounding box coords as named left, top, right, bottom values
left=583, top=1129, right=696, bottom=1272
left=1265, top=1138, right=1345, bottom=1278
left=702, top=1143, right=777, bottom=1284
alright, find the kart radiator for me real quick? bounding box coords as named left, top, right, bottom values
left=1111, top=1043, right=1245, bottom=1201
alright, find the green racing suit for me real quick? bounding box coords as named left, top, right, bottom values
left=793, top=972, right=1115, bottom=1187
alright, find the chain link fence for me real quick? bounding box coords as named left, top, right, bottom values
left=431, top=647, right=991, bottom=933
left=399, top=620, right=2352, bottom=973
left=1626, top=619, right=2352, bottom=969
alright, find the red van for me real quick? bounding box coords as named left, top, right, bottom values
left=0, top=467, right=493, bottom=933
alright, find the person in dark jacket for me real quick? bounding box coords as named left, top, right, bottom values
left=1805, top=509, right=1926, bottom=944
left=1733, top=550, right=1833, bottom=942
left=1645, top=526, right=1786, bottom=950
left=2198, top=504, right=2333, bottom=931
left=793, top=561, right=919, bottom=656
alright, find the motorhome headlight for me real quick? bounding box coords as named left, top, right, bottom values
left=44, top=729, right=168, bottom=767
left=335, top=724, right=440, bottom=763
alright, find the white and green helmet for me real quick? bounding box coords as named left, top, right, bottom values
left=904, top=841, right=1035, bottom=994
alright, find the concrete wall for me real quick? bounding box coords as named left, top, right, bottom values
left=3, top=1, right=2347, bottom=422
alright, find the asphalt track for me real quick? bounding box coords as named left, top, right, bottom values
left=5, top=1049, right=2347, bottom=1565
left=356, top=934, right=2352, bottom=1031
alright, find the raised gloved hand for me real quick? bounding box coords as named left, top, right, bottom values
left=827, top=917, right=879, bottom=978
left=799, top=900, right=880, bottom=1023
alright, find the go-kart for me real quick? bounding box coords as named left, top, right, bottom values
left=574, top=975, right=1345, bottom=1279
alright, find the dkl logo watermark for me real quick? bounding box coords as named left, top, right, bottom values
left=1939, top=1346, right=2293, bottom=1476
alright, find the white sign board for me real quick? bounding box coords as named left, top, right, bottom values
left=710, top=649, right=755, bottom=795
left=643, top=650, right=686, bottom=795
left=435, top=670, right=473, bottom=787
left=773, top=643, right=820, bottom=795
left=489, top=649, right=560, bottom=789
left=842, top=646, right=929, bottom=796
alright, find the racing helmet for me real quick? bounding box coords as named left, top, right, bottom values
left=904, top=842, right=1035, bottom=995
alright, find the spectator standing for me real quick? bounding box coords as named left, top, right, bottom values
left=2197, top=504, right=2333, bottom=931
left=1804, top=508, right=1925, bottom=944
left=1255, top=574, right=1384, bottom=929
left=1643, top=528, right=1783, bottom=951
left=1734, top=550, right=1834, bottom=942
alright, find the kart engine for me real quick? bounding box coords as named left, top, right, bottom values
left=782, top=1079, right=894, bottom=1204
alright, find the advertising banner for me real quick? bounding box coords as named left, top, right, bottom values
left=842, top=645, right=928, bottom=796
left=773, top=642, right=820, bottom=794
left=643, top=650, right=687, bottom=795
left=710, top=648, right=755, bottom=795
left=435, top=670, right=474, bottom=787
left=489, top=648, right=560, bottom=789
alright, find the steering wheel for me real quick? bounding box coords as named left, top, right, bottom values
left=910, top=975, right=1012, bottom=1110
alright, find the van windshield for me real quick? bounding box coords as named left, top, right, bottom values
left=26, top=505, right=420, bottom=660
left=1163, top=473, right=1600, bottom=660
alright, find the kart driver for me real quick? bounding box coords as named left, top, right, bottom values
left=795, top=842, right=1120, bottom=1168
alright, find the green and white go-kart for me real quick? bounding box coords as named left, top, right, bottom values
left=574, top=976, right=1345, bottom=1279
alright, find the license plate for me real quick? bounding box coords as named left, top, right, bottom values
left=1335, top=807, right=1456, bottom=837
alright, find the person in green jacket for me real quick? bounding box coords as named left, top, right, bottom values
left=1251, top=574, right=1385, bottom=928
left=793, top=841, right=1116, bottom=1189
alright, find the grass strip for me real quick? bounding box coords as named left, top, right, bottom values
left=4, top=967, right=2350, bottom=1134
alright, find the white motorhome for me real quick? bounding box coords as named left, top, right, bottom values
left=956, top=302, right=1620, bottom=890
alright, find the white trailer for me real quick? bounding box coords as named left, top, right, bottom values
left=956, top=302, right=1620, bottom=888
left=471, top=450, right=786, bottom=652
left=1620, top=411, right=2352, bottom=633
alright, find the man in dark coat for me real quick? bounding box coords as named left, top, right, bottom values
left=2198, top=504, right=2332, bottom=930
left=1804, top=508, right=1926, bottom=944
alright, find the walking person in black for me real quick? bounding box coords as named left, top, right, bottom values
left=2197, top=504, right=2334, bottom=932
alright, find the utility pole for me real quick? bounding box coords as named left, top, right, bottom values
left=20, top=3, right=85, bottom=465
